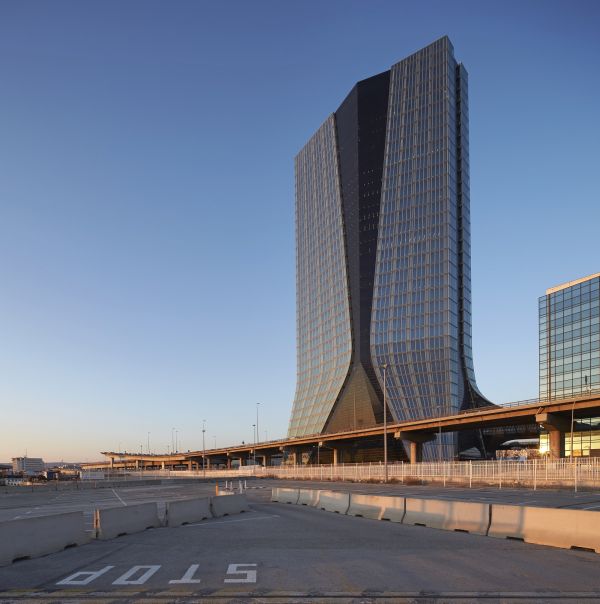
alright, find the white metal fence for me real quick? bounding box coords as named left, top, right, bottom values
left=87, top=458, right=600, bottom=491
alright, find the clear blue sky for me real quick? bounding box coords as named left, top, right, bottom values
left=1, top=0, right=598, bottom=462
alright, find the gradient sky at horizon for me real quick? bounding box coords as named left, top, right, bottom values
left=1, top=0, right=599, bottom=462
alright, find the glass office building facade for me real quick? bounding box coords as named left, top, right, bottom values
left=289, top=37, right=490, bottom=459
left=539, top=272, right=600, bottom=457
left=539, top=273, right=600, bottom=400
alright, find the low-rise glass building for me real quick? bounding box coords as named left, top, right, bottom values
left=539, top=272, right=600, bottom=457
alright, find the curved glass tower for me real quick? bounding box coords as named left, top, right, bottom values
left=288, top=37, right=490, bottom=459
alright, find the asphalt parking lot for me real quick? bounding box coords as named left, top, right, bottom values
left=0, top=481, right=239, bottom=530
left=0, top=481, right=599, bottom=602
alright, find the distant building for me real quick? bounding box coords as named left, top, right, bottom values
left=12, top=457, right=45, bottom=475
left=539, top=272, right=600, bottom=457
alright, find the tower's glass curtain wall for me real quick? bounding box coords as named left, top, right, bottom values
left=288, top=37, right=490, bottom=459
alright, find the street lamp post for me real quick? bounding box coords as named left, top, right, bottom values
left=171, top=428, right=175, bottom=454
left=252, top=424, right=256, bottom=465
left=570, top=400, right=576, bottom=463
left=256, top=403, right=260, bottom=445
left=175, top=430, right=179, bottom=453
left=382, top=363, right=388, bottom=483
left=147, top=432, right=150, bottom=455
left=202, top=420, right=206, bottom=477
left=436, top=404, right=442, bottom=463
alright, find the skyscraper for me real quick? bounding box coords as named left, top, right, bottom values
left=288, top=37, right=490, bottom=459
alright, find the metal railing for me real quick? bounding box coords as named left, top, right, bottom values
left=81, top=457, right=600, bottom=492
left=263, top=458, right=600, bottom=491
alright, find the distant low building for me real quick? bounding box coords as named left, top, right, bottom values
left=12, top=457, right=45, bottom=475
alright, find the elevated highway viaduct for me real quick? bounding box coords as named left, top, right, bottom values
left=83, top=392, right=600, bottom=471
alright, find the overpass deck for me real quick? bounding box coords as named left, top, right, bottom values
left=84, top=392, right=600, bottom=469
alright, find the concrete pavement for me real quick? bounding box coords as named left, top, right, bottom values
left=0, top=488, right=599, bottom=602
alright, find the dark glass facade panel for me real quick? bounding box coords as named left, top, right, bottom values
left=288, top=115, right=353, bottom=437
left=539, top=274, right=600, bottom=400
left=325, top=72, right=390, bottom=432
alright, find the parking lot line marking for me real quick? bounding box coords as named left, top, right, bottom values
left=185, top=514, right=279, bottom=528
left=111, top=489, right=127, bottom=506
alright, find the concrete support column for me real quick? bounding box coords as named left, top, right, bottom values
left=187, top=461, right=192, bottom=471
left=333, top=448, right=339, bottom=466
left=135, top=460, right=140, bottom=470
left=227, top=458, right=232, bottom=469
left=161, top=461, right=165, bottom=470
left=536, top=412, right=568, bottom=459
left=110, top=457, right=114, bottom=469
left=397, top=431, right=436, bottom=464
left=548, top=429, right=565, bottom=459
left=409, top=441, right=423, bottom=464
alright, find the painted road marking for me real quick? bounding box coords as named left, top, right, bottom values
left=111, top=489, right=127, bottom=506
left=224, top=564, right=257, bottom=584
left=185, top=514, right=279, bottom=527
left=169, top=564, right=201, bottom=584
left=56, top=566, right=114, bottom=586
left=55, top=564, right=259, bottom=586
left=112, top=565, right=161, bottom=585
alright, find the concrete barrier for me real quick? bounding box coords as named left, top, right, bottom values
left=0, top=512, right=88, bottom=566
left=488, top=504, right=600, bottom=552
left=297, top=489, right=321, bottom=507
left=165, top=497, right=212, bottom=527
left=318, top=490, right=350, bottom=514
left=404, top=498, right=490, bottom=535
left=94, top=503, right=161, bottom=540
left=347, top=494, right=405, bottom=522
left=271, top=488, right=300, bottom=504
left=210, top=494, right=249, bottom=518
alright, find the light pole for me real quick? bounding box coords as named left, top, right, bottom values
left=202, top=420, right=206, bottom=477
left=570, top=399, right=576, bottom=463
left=252, top=424, right=256, bottom=465
left=256, top=403, right=260, bottom=444
left=175, top=430, right=179, bottom=453
left=147, top=432, right=150, bottom=455
left=382, top=363, right=388, bottom=483
left=436, top=404, right=442, bottom=463
left=171, top=427, right=175, bottom=454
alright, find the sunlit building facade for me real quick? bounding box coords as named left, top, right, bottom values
left=539, top=272, right=600, bottom=457
left=288, top=37, right=490, bottom=460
